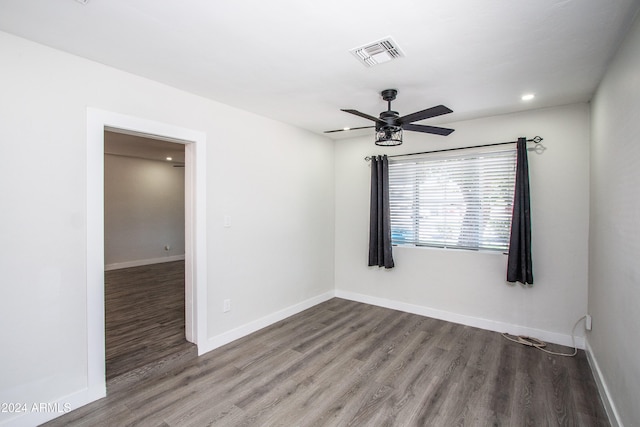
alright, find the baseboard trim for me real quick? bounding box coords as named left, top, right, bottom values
left=585, top=339, right=622, bottom=427
left=105, top=255, right=186, bottom=271
left=334, top=290, right=585, bottom=349
left=199, top=291, right=335, bottom=356
left=1, top=385, right=105, bottom=427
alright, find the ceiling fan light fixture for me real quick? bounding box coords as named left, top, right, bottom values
left=375, top=126, right=403, bottom=146
left=325, top=89, right=454, bottom=140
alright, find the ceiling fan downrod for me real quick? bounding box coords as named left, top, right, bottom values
left=381, top=89, right=397, bottom=112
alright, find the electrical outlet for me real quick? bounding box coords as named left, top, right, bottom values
left=223, top=299, right=231, bottom=313
left=585, top=314, right=592, bottom=331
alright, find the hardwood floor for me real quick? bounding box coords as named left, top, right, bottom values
left=43, top=298, right=609, bottom=426
left=105, top=261, right=195, bottom=382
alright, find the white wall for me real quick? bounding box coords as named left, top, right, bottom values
left=335, top=104, right=590, bottom=346
left=104, top=153, right=185, bottom=268
left=0, top=31, right=334, bottom=425
left=589, top=12, right=640, bottom=427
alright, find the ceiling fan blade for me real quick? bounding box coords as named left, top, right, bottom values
left=324, top=125, right=375, bottom=134
left=398, top=105, right=453, bottom=124
left=403, top=123, right=455, bottom=136
left=341, top=109, right=385, bottom=125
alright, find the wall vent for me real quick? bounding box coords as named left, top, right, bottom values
left=350, top=37, right=405, bottom=67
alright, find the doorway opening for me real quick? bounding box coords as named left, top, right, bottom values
left=103, top=131, right=193, bottom=383
left=86, top=109, right=207, bottom=399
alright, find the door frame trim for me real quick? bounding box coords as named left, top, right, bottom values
left=86, top=108, right=208, bottom=397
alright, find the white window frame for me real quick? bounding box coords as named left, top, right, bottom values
left=388, top=146, right=517, bottom=252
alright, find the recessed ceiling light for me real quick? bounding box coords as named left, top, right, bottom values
left=343, top=127, right=351, bottom=131
left=521, top=93, right=535, bottom=101
left=166, top=157, right=173, bottom=161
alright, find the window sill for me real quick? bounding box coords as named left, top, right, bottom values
left=392, top=243, right=508, bottom=256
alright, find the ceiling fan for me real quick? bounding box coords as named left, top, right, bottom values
left=325, top=89, right=455, bottom=146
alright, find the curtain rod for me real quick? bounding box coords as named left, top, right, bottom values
left=365, top=136, right=545, bottom=161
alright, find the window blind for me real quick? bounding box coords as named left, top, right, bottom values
left=388, top=147, right=517, bottom=251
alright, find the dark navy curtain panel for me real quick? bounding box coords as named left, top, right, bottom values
left=368, top=155, right=395, bottom=269
left=507, top=137, right=534, bottom=284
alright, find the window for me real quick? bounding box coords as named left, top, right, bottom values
left=388, top=147, right=517, bottom=251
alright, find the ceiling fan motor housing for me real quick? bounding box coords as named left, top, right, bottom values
left=376, top=110, right=401, bottom=131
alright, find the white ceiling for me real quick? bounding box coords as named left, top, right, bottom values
left=1, top=0, right=639, bottom=140
left=105, top=130, right=185, bottom=164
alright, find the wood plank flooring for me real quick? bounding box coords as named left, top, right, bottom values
left=105, top=261, right=194, bottom=381
left=43, top=298, right=609, bottom=426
